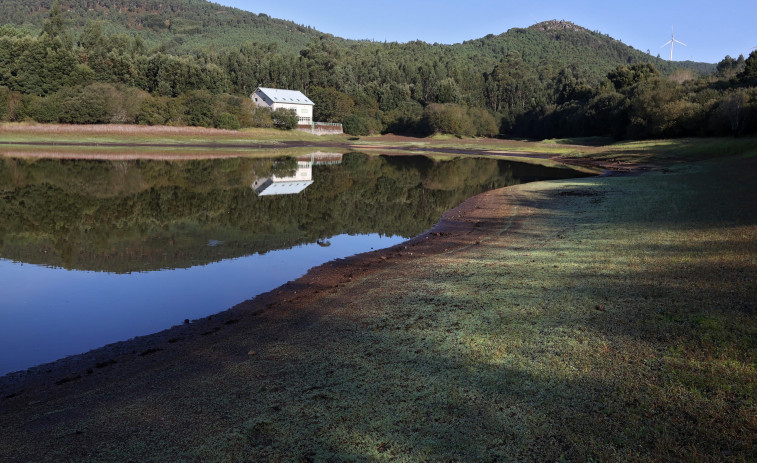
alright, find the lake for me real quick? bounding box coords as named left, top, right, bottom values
left=0, top=152, right=586, bottom=375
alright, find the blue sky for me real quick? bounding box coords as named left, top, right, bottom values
left=214, top=0, right=756, bottom=64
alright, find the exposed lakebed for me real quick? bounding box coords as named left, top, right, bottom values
left=0, top=152, right=586, bottom=375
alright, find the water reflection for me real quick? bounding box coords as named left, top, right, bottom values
left=0, top=233, right=406, bottom=376
left=251, top=152, right=344, bottom=197
left=0, top=152, right=586, bottom=374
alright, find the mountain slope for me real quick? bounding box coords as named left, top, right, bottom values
left=464, top=20, right=714, bottom=76
left=0, top=1, right=715, bottom=77
left=0, top=0, right=341, bottom=53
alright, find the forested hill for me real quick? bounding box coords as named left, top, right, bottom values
left=0, top=0, right=713, bottom=76
left=471, top=21, right=714, bottom=76
left=0, top=0, right=339, bottom=53
left=4, top=0, right=753, bottom=140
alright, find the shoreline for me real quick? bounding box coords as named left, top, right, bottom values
left=0, top=150, right=638, bottom=391
left=2, top=151, right=752, bottom=461
left=0, top=176, right=538, bottom=395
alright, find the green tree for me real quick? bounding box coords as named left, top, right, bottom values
left=137, top=95, right=171, bottom=125
left=20, top=93, right=61, bottom=122
left=41, top=0, right=66, bottom=41
left=343, top=114, right=381, bottom=136
left=0, top=86, right=9, bottom=120
left=58, top=86, right=110, bottom=124
left=436, top=78, right=462, bottom=104
left=215, top=112, right=240, bottom=130
left=714, top=90, right=750, bottom=134
left=309, top=86, right=354, bottom=122
left=424, top=103, right=475, bottom=137
left=607, top=63, right=658, bottom=93
left=715, top=55, right=744, bottom=79
left=183, top=90, right=216, bottom=127
left=485, top=51, right=538, bottom=115
left=738, top=51, right=757, bottom=85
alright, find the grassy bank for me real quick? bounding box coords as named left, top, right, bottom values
left=0, top=138, right=755, bottom=462
left=0, top=123, right=577, bottom=160
left=0, top=123, right=343, bottom=144
left=2, top=123, right=754, bottom=162
left=203, top=153, right=756, bottom=462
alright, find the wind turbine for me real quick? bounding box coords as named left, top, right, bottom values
left=660, top=26, right=686, bottom=61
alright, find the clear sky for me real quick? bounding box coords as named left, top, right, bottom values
left=212, top=0, right=756, bottom=64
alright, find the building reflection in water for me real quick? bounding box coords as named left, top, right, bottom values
left=252, top=152, right=343, bottom=196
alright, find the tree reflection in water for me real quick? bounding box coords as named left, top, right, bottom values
left=0, top=152, right=585, bottom=272
left=0, top=152, right=588, bottom=375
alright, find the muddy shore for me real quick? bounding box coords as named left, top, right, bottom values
left=0, top=144, right=645, bottom=462
left=0, top=151, right=635, bottom=396
left=0, top=179, right=532, bottom=396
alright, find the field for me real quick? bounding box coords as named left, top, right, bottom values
left=0, top=126, right=755, bottom=462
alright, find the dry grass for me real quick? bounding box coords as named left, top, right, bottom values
left=0, top=122, right=242, bottom=136
left=0, top=122, right=350, bottom=145
left=0, top=146, right=348, bottom=160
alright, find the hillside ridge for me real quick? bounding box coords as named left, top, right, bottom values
left=0, top=0, right=715, bottom=72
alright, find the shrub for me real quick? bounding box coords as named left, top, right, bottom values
left=343, top=114, right=381, bottom=136
left=0, top=88, right=21, bottom=121
left=272, top=108, right=298, bottom=130
left=215, top=112, right=240, bottom=130
left=249, top=106, right=274, bottom=128
left=183, top=90, right=215, bottom=128
left=58, top=87, right=109, bottom=124
left=223, top=95, right=256, bottom=128
left=0, top=86, right=9, bottom=121
left=424, top=103, right=475, bottom=137
left=137, top=95, right=170, bottom=125
left=20, top=93, right=61, bottom=123
left=467, top=106, right=499, bottom=137
left=382, top=100, right=424, bottom=134
left=103, top=84, right=149, bottom=124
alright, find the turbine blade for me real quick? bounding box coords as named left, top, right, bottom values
left=661, top=40, right=672, bottom=47
left=674, top=39, right=687, bottom=46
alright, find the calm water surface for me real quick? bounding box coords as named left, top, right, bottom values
left=0, top=152, right=585, bottom=375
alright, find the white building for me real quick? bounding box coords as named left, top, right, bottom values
left=251, top=87, right=314, bottom=125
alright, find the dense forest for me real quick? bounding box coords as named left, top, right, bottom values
left=0, top=0, right=755, bottom=138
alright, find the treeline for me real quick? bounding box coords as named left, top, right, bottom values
left=511, top=60, right=757, bottom=138
left=0, top=3, right=755, bottom=138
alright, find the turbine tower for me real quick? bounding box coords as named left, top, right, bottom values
left=661, top=26, right=686, bottom=61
